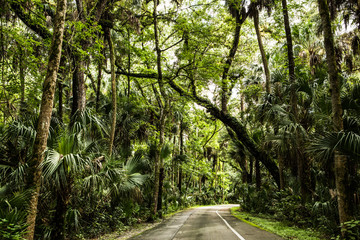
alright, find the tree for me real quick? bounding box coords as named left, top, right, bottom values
left=152, top=0, right=169, bottom=216
left=106, top=28, right=117, bottom=156
left=24, top=0, right=67, bottom=239
left=281, top=0, right=297, bottom=117
left=249, top=0, right=273, bottom=94
left=317, top=0, right=353, bottom=229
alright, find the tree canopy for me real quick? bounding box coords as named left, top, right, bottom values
left=1, top=0, right=360, bottom=239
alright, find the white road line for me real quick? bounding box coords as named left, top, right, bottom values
left=216, top=210, right=246, bottom=240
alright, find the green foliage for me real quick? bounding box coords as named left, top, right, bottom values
left=231, top=207, right=324, bottom=240
left=335, top=220, right=360, bottom=240
left=0, top=219, right=26, bottom=240
left=2, top=0, right=360, bottom=239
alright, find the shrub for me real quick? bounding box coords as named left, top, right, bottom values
left=0, top=218, right=27, bottom=240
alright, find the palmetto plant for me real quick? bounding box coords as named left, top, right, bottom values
left=40, top=127, right=97, bottom=240
left=309, top=83, right=360, bottom=162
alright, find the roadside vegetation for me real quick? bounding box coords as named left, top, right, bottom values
left=231, top=207, right=325, bottom=240
left=1, top=0, right=360, bottom=239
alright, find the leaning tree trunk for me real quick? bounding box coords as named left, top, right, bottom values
left=106, top=29, right=117, bottom=156
left=253, top=10, right=271, bottom=94
left=168, top=79, right=281, bottom=187
left=221, top=8, right=243, bottom=114
left=317, top=0, right=352, bottom=229
left=24, top=0, right=67, bottom=239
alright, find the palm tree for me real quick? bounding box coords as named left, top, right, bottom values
left=281, top=0, right=297, bottom=118
left=317, top=0, right=353, bottom=228
left=248, top=0, right=274, bottom=94
left=41, top=129, right=96, bottom=240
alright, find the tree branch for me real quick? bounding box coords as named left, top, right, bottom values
left=9, top=0, right=52, bottom=41
left=167, top=77, right=280, bottom=187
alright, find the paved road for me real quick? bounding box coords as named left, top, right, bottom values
left=129, top=205, right=283, bottom=240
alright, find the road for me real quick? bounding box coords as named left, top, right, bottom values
left=129, top=205, right=283, bottom=240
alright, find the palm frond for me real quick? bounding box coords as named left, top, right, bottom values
left=124, top=150, right=150, bottom=174
left=308, top=131, right=360, bottom=161
left=160, top=143, right=171, bottom=160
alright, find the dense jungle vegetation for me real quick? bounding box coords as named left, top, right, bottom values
left=1, top=0, right=360, bottom=239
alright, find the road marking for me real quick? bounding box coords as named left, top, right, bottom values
left=216, top=210, right=246, bottom=240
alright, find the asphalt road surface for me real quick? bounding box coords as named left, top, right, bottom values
left=129, top=205, right=283, bottom=240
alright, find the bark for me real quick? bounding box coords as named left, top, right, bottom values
left=71, top=56, right=86, bottom=120
left=297, top=144, right=312, bottom=201
left=178, top=120, right=184, bottom=194
left=253, top=10, right=271, bottom=94
left=157, top=167, right=165, bottom=218
left=255, top=158, right=261, bottom=190
left=317, top=0, right=352, bottom=227
left=96, top=59, right=102, bottom=111
left=127, top=29, right=131, bottom=99
left=278, top=153, right=285, bottom=190
left=281, top=0, right=297, bottom=118
left=24, top=0, right=67, bottom=239
left=58, top=81, right=63, bottom=122
left=106, top=29, right=117, bottom=156
left=239, top=156, right=248, bottom=184
left=52, top=188, right=70, bottom=240
left=19, top=47, right=26, bottom=114
left=248, top=156, right=253, bottom=183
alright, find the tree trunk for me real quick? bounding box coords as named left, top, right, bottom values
left=157, top=167, right=165, bottom=218
left=240, top=156, right=248, bottom=184
left=248, top=156, right=253, bottom=183
left=281, top=0, right=297, bottom=118
left=178, top=120, right=184, bottom=194
left=96, top=59, right=102, bottom=111
left=297, top=144, right=312, bottom=201
left=255, top=158, right=261, bottom=190
left=58, top=81, right=63, bottom=122
left=221, top=9, right=244, bottom=113
left=317, top=0, right=352, bottom=228
left=278, top=153, right=285, bottom=190
left=19, top=47, right=26, bottom=114
left=253, top=10, right=271, bottom=94
left=127, top=29, right=131, bottom=99
left=152, top=0, right=168, bottom=216
left=52, top=188, right=70, bottom=240
left=71, top=56, right=86, bottom=121
left=24, top=0, right=67, bottom=239
left=106, top=29, right=117, bottom=156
